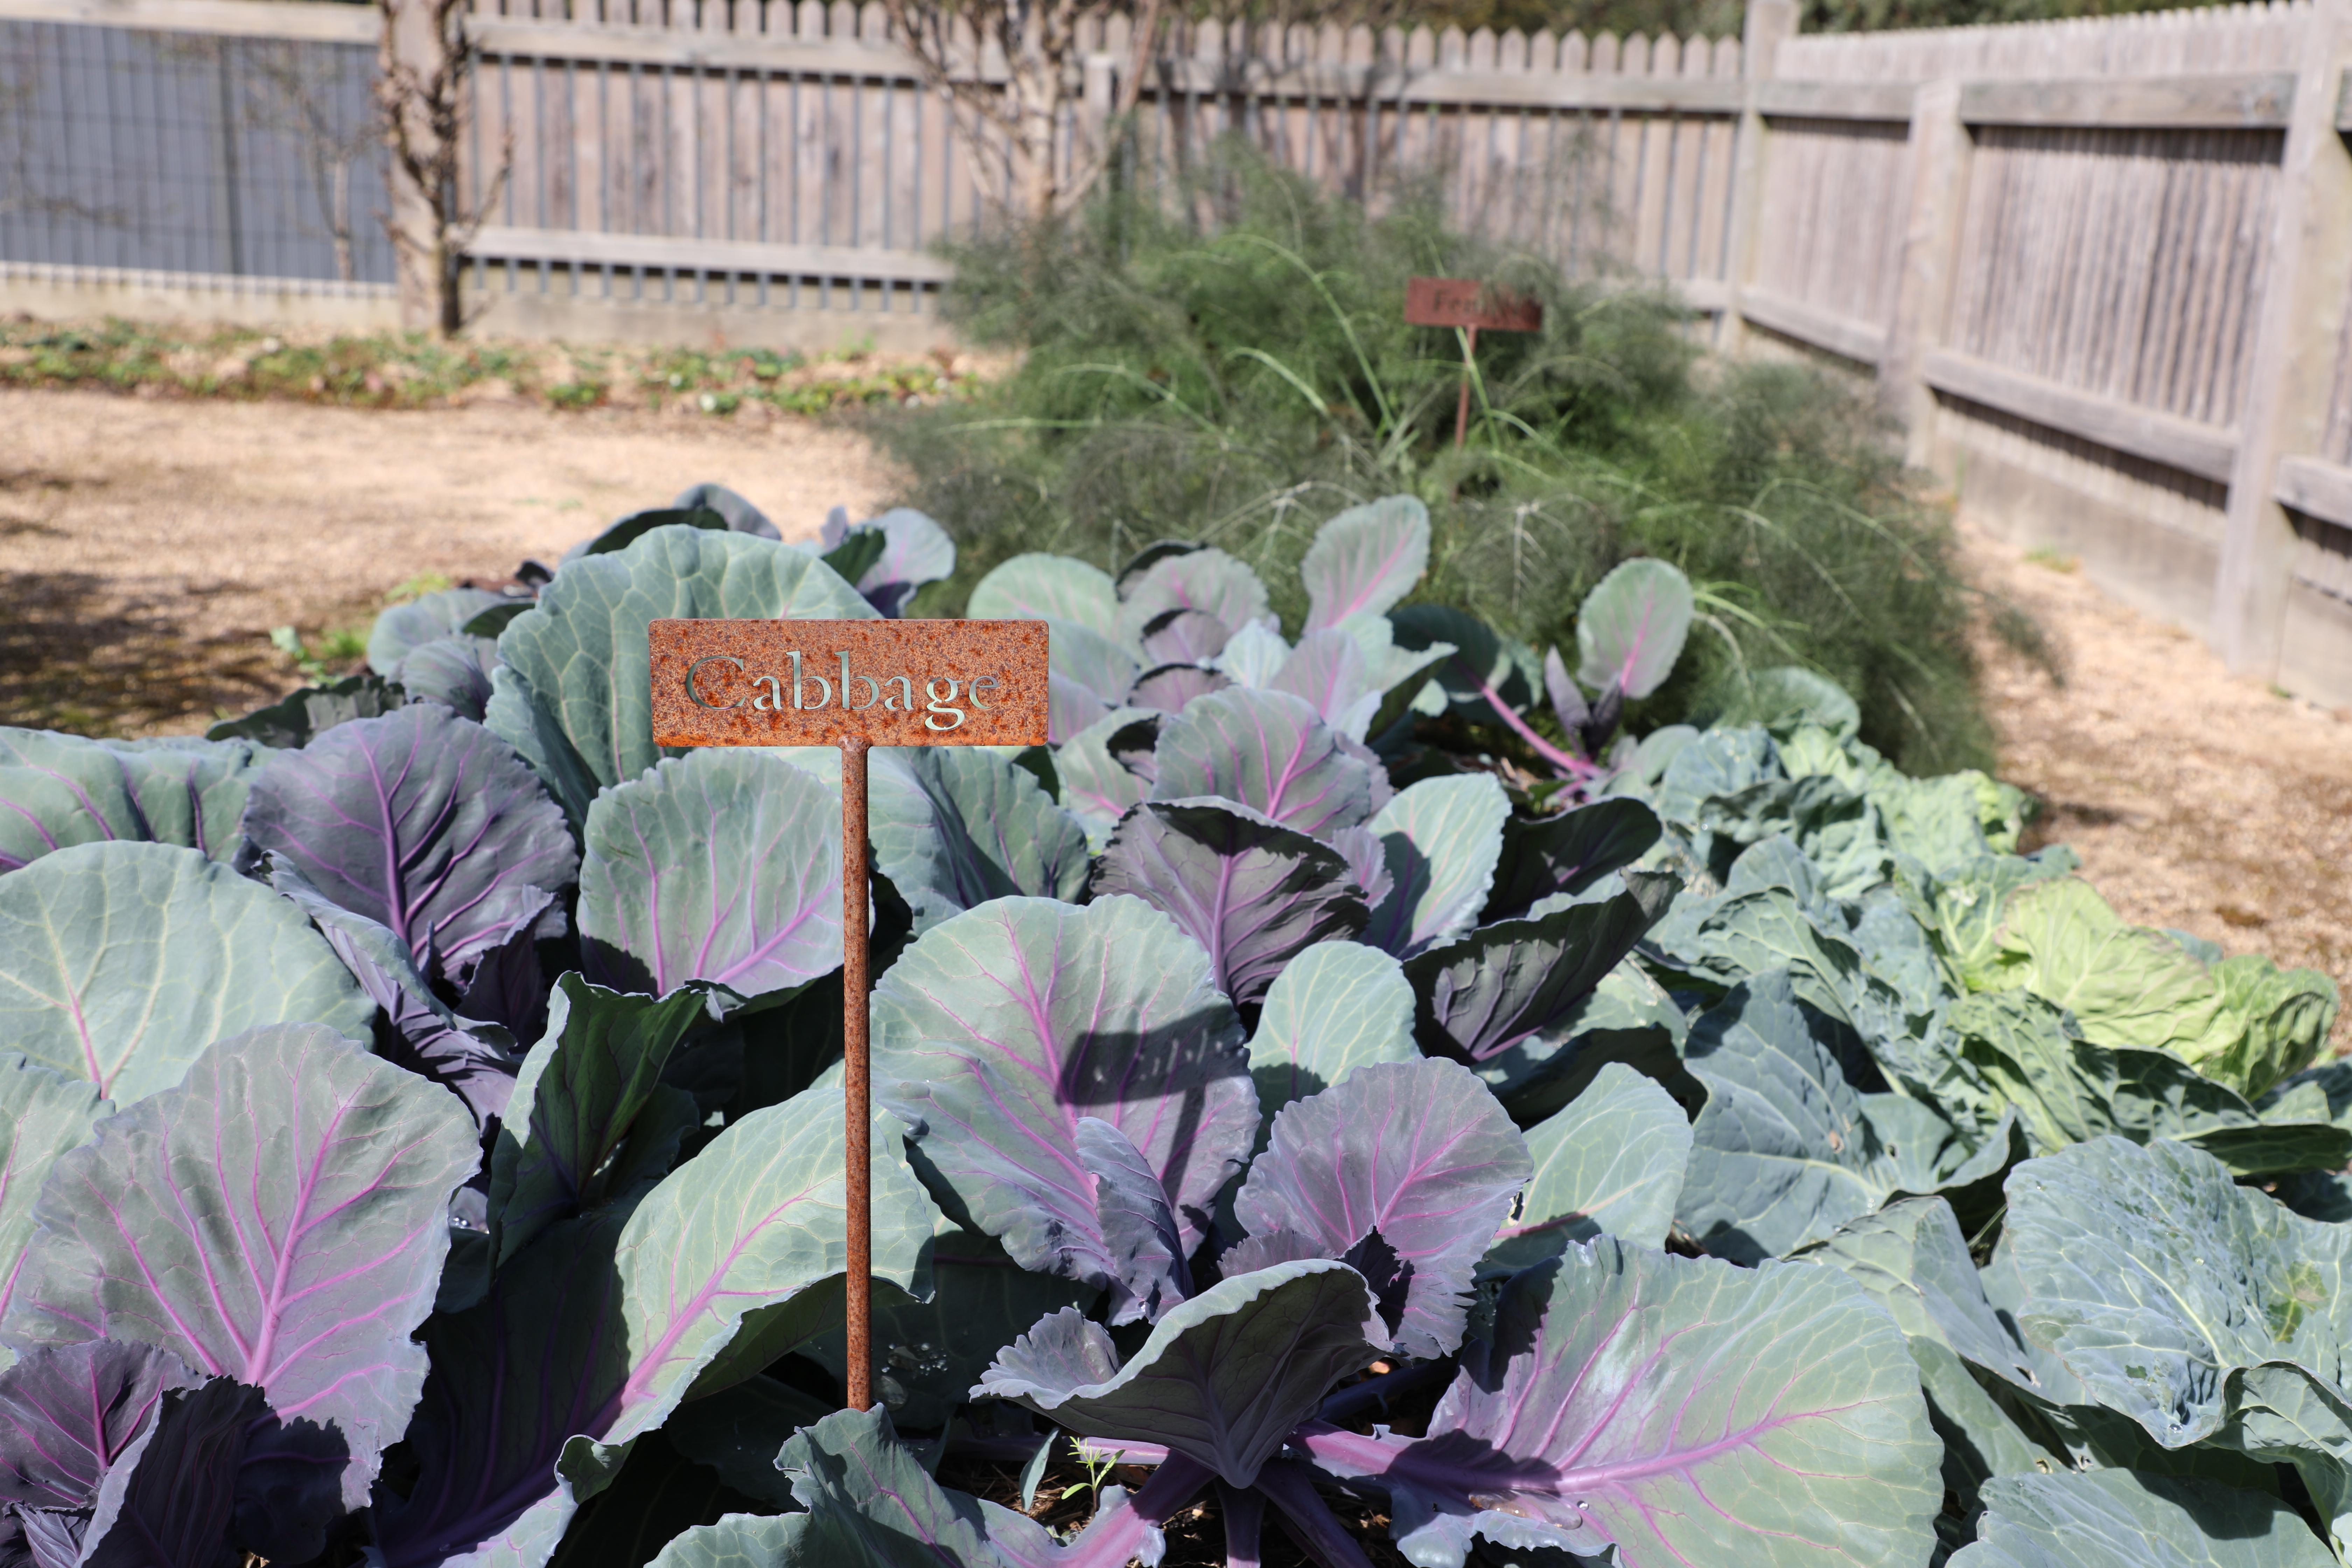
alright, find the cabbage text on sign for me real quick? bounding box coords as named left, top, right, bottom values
left=648, top=618, right=1050, bottom=748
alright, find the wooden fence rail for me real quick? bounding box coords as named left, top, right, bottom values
left=2, top=0, right=2351, bottom=702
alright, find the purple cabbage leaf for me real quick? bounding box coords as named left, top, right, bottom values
left=1139, top=609, right=1231, bottom=666
left=1211, top=622, right=1289, bottom=687
left=599, top=1090, right=938, bottom=1446
left=1232, top=1059, right=1530, bottom=1358
left=1953, top=1469, right=2336, bottom=1568
left=873, top=895, right=1255, bottom=1300
left=0, top=1058, right=106, bottom=1334
left=486, top=526, right=875, bottom=826
left=0, top=1025, right=478, bottom=1508
left=0, top=1340, right=199, bottom=1516
left=1244, top=940, right=1419, bottom=1117
left=1126, top=664, right=1230, bottom=716
left=485, top=974, right=720, bottom=1268
left=967, top=555, right=1121, bottom=643
left=80, top=1375, right=266, bottom=1568
left=237, top=702, right=577, bottom=1000
left=1300, top=496, right=1430, bottom=634
left=1048, top=676, right=1112, bottom=747
left=1485, top=1061, right=1692, bottom=1268
left=0, top=1344, right=319, bottom=1568
left=975, top=1260, right=1379, bottom=1486
left=1481, top=797, right=1662, bottom=924
left=1298, top=1238, right=1942, bottom=1568
left=1150, top=688, right=1388, bottom=840
left=658, top=1373, right=830, bottom=1507
left=1471, top=957, right=1695, bottom=1127
left=578, top=749, right=842, bottom=1000
left=561, top=506, right=729, bottom=566
left=1406, top=868, right=1678, bottom=1068
left=1575, top=557, right=1694, bottom=703
left=1115, top=549, right=1271, bottom=650
left=797, top=1233, right=1094, bottom=1432
left=367, top=589, right=514, bottom=674
left=204, top=674, right=405, bottom=751
left=369, top=1211, right=631, bottom=1568
left=646, top=1405, right=1187, bottom=1568
left=266, top=857, right=528, bottom=1125
left=1089, top=799, right=1370, bottom=1008
left=1046, top=622, right=1140, bottom=712
left=1113, top=540, right=1200, bottom=596
left=0, top=730, right=267, bottom=875
left=1052, top=708, right=1155, bottom=847
left=1356, top=775, right=1508, bottom=959
left=391, top=636, right=502, bottom=723
left=1323, top=824, right=1390, bottom=914
left=0, top=843, right=372, bottom=1102
left=1389, top=605, right=1542, bottom=730
left=378, top=1092, right=939, bottom=1567
left=1265, top=629, right=1379, bottom=741
left=674, top=484, right=781, bottom=540
left=1076, top=1116, right=1193, bottom=1325
left=868, top=748, right=1091, bottom=937
left=817, top=507, right=957, bottom=618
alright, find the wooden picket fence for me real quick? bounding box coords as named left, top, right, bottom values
left=447, top=0, right=1750, bottom=320
left=2, top=0, right=2351, bottom=701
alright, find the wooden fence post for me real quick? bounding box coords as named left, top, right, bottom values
left=1881, top=78, right=1966, bottom=469
left=2214, top=0, right=2352, bottom=678
left=1717, top=0, right=1794, bottom=354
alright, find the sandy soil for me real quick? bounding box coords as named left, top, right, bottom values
left=1964, top=526, right=2352, bottom=1034
left=1, top=388, right=896, bottom=734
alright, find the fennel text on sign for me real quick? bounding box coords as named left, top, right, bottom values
left=647, top=618, right=1050, bottom=748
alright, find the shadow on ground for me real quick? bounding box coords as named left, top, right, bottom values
left=0, top=566, right=279, bottom=736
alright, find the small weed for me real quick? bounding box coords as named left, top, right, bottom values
left=269, top=624, right=365, bottom=682
left=2025, top=545, right=2079, bottom=573
left=547, top=380, right=605, bottom=411
left=0, top=319, right=967, bottom=421
left=385, top=573, right=455, bottom=604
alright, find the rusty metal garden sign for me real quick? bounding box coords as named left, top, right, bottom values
left=649, top=617, right=1050, bottom=1410
left=1405, top=276, right=1545, bottom=448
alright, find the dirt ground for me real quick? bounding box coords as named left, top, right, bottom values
left=0, top=388, right=894, bottom=734
left=1965, top=527, right=2352, bottom=1029
left=2, top=386, right=2347, bottom=1029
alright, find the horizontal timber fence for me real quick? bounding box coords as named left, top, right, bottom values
left=2, top=0, right=2351, bottom=701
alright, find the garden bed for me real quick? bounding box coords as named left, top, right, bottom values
left=0, top=483, right=2346, bottom=1568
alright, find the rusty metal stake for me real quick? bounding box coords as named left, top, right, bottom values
left=839, top=736, right=873, bottom=1412
left=1453, top=325, right=1479, bottom=449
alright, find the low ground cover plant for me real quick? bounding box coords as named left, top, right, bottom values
left=0, top=318, right=963, bottom=416
left=881, top=146, right=2017, bottom=777
left=0, top=486, right=2343, bottom=1568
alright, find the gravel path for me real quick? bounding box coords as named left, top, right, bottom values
left=1964, top=526, right=2352, bottom=1036
left=3, top=388, right=2345, bottom=1031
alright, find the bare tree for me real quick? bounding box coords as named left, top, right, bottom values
left=0, top=45, right=118, bottom=227
left=881, top=0, right=1168, bottom=223
left=243, top=41, right=381, bottom=283
left=376, top=0, right=510, bottom=337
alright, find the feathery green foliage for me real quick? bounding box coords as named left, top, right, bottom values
left=876, top=145, right=2003, bottom=773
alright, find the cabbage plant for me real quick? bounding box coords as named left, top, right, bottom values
left=0, top=484, right=2341, bottom=1568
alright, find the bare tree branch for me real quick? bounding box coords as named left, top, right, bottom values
left=880, top=0, right=1169, bottom=222
left=240, top=40, right=380, bottom=283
